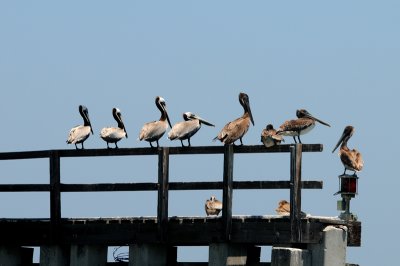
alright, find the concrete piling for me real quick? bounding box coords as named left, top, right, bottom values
left=40, top=245, right=70, bottom=266
left=70, top=245, right=107, bottom=266
left=309, top=225, right=348, bottom=266
left=0, top=246, right=33, bottom=266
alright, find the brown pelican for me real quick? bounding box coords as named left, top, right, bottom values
left=277, top=109, right=330, bottom=143
left=168, top=112, right=215, bottom=147
left=205, top=196, right=223, bottom=216
left=275, top=200, right=307, bottom=217
left=261, top=124, right=284, bottom=148
left=275, top=200, right=290, bottom=215
left=213, top=92, right=254, bottom=145
left=332, top=126, right=364, bottom=176
left=139, top=96, right=172, bottom=148
left=100, top=108, right=128, bottom=148
left=66, top=105, right=93, bottom=149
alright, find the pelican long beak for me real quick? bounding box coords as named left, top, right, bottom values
left=165, top=110, right=172, bottom=128
left=245, top=98, right=255, bottom=126
left=192, top=115, right=215, bottom=127
left=82, top=108, right=93, bottom=134
left=332, top=131, right=346, bottom=153
left=199, top=118, right=215, bottom=127
left=88, top=118, right=93, bottom=134
left=307, top=114, right=330, bottom=127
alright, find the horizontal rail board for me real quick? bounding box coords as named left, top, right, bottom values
left=60, top=183, right=159, bottom=192
left=0, top=150, right=51, bottom=160
left=0, top=184, right=50, bottom=192
left=233, top=180, right=323, bottom=189
left=0, top=181, right=323, bottom=192
left=0, top=144, right=323, bottom=160
left=170, top=181, right=323, bottom=190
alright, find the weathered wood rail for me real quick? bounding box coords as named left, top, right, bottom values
left=0, top=144, right=361, bottom=264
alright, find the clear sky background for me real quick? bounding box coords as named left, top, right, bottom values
left=0, top=1, right=398, bottom=265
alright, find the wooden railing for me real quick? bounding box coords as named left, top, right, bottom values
left=0, top=144, right=323, bottom=243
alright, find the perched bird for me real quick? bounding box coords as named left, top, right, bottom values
left=139, top=96, right=172, bottom=148
left=205, top=196, right=223, bottom=216
left=275, top=200, right=291, bottom=215
left=213, top=92, right=254, bottom=145
left=66, top=105, right=93, bottom=149
left=100, top=108, right=128, bottom=148
left=168, top=112, right=215, bottom=147
left=332, top=126, right=364, bottom=176
left=275, top=200, right=307, bottom=217
left=277, top=109, right=330, bottom=143
left=261, top=124, right=284, bottom=148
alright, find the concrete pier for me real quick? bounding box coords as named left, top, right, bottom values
left=0, top=246, right=33, bottom=266
left=130, top=244, right=177, bottom=266
left=271, top=225, right=348, bottom=266
left=40, top=245, right=70, bottom=266
left=209, top=243, right=260, bottom=266
left=70, top=245, right=107, bottom=266
left=271, top=247, right=310, bottom=266
left=309, top=225, right=348, bottom=266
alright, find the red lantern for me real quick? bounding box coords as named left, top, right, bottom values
left=334, top=175, right=358, bottom=197
left=335, top=175, right=359, bottom=221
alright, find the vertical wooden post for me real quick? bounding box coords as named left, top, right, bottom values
left=157, top=147, right=169, bottom=242
left=222, top=145, right=234, bottom=241
left=50, top=151, right=61, bottom=241
left=290, top=144, right=302, bottom=243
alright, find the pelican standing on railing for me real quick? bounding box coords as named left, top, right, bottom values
left=205, top=196, right=223, bottom=216
left=261, top=124, right=284, bottom=148
left=213, top=92, right=254, bottom=145
left=100, top=108, right=128, bottom=148
left=139, top=96, right=172, bottom=148
left=276, top=109, right=330, bottom=143
left=168, top=112, right=215, bottom=147
left=332, top=125, right=364, bottom=176
left=66, top=105, right=93, bottom=149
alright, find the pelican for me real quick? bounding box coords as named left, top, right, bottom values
left=275, top=200, right=290, bottom=216
left=205, top=196, right=223, bottom=216
left=168, top=112, right=215, bottom=147
left=275, top=200, right=307, bottom=217
left=100, top=108, right=128, bottom=148
left=277, top=109, right=330, bottom=143
left=213, top=92, right=254, bottom=145
left=139, top=96, right=172, bottom=148
left=261, top=124, right=284, bottom=148
left=332, top=126, right=363, bottom=176
left=66, top=105, right=93, bottom=149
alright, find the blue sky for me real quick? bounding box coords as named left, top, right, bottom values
left=0, top=1, right=399, bottom=264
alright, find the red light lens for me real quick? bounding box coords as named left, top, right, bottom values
left=341, top=177, right=357, bottom=193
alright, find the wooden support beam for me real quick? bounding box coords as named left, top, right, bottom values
left=60, top=183, right=158, bottom=192
left=0, top=150, right=51, bottom=160
left=222, top=145, right=234, bottom=241
left=0, top=217, right=360, bottom=246
left=158, top=147, right=170, bottom=242
left=290, top=144, right=302, bottom=243
left=50, top=151, right=61, bottom=242
left=0, top=184, right=50, bottom=192
left=0, top=180, right=322, bottom=192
